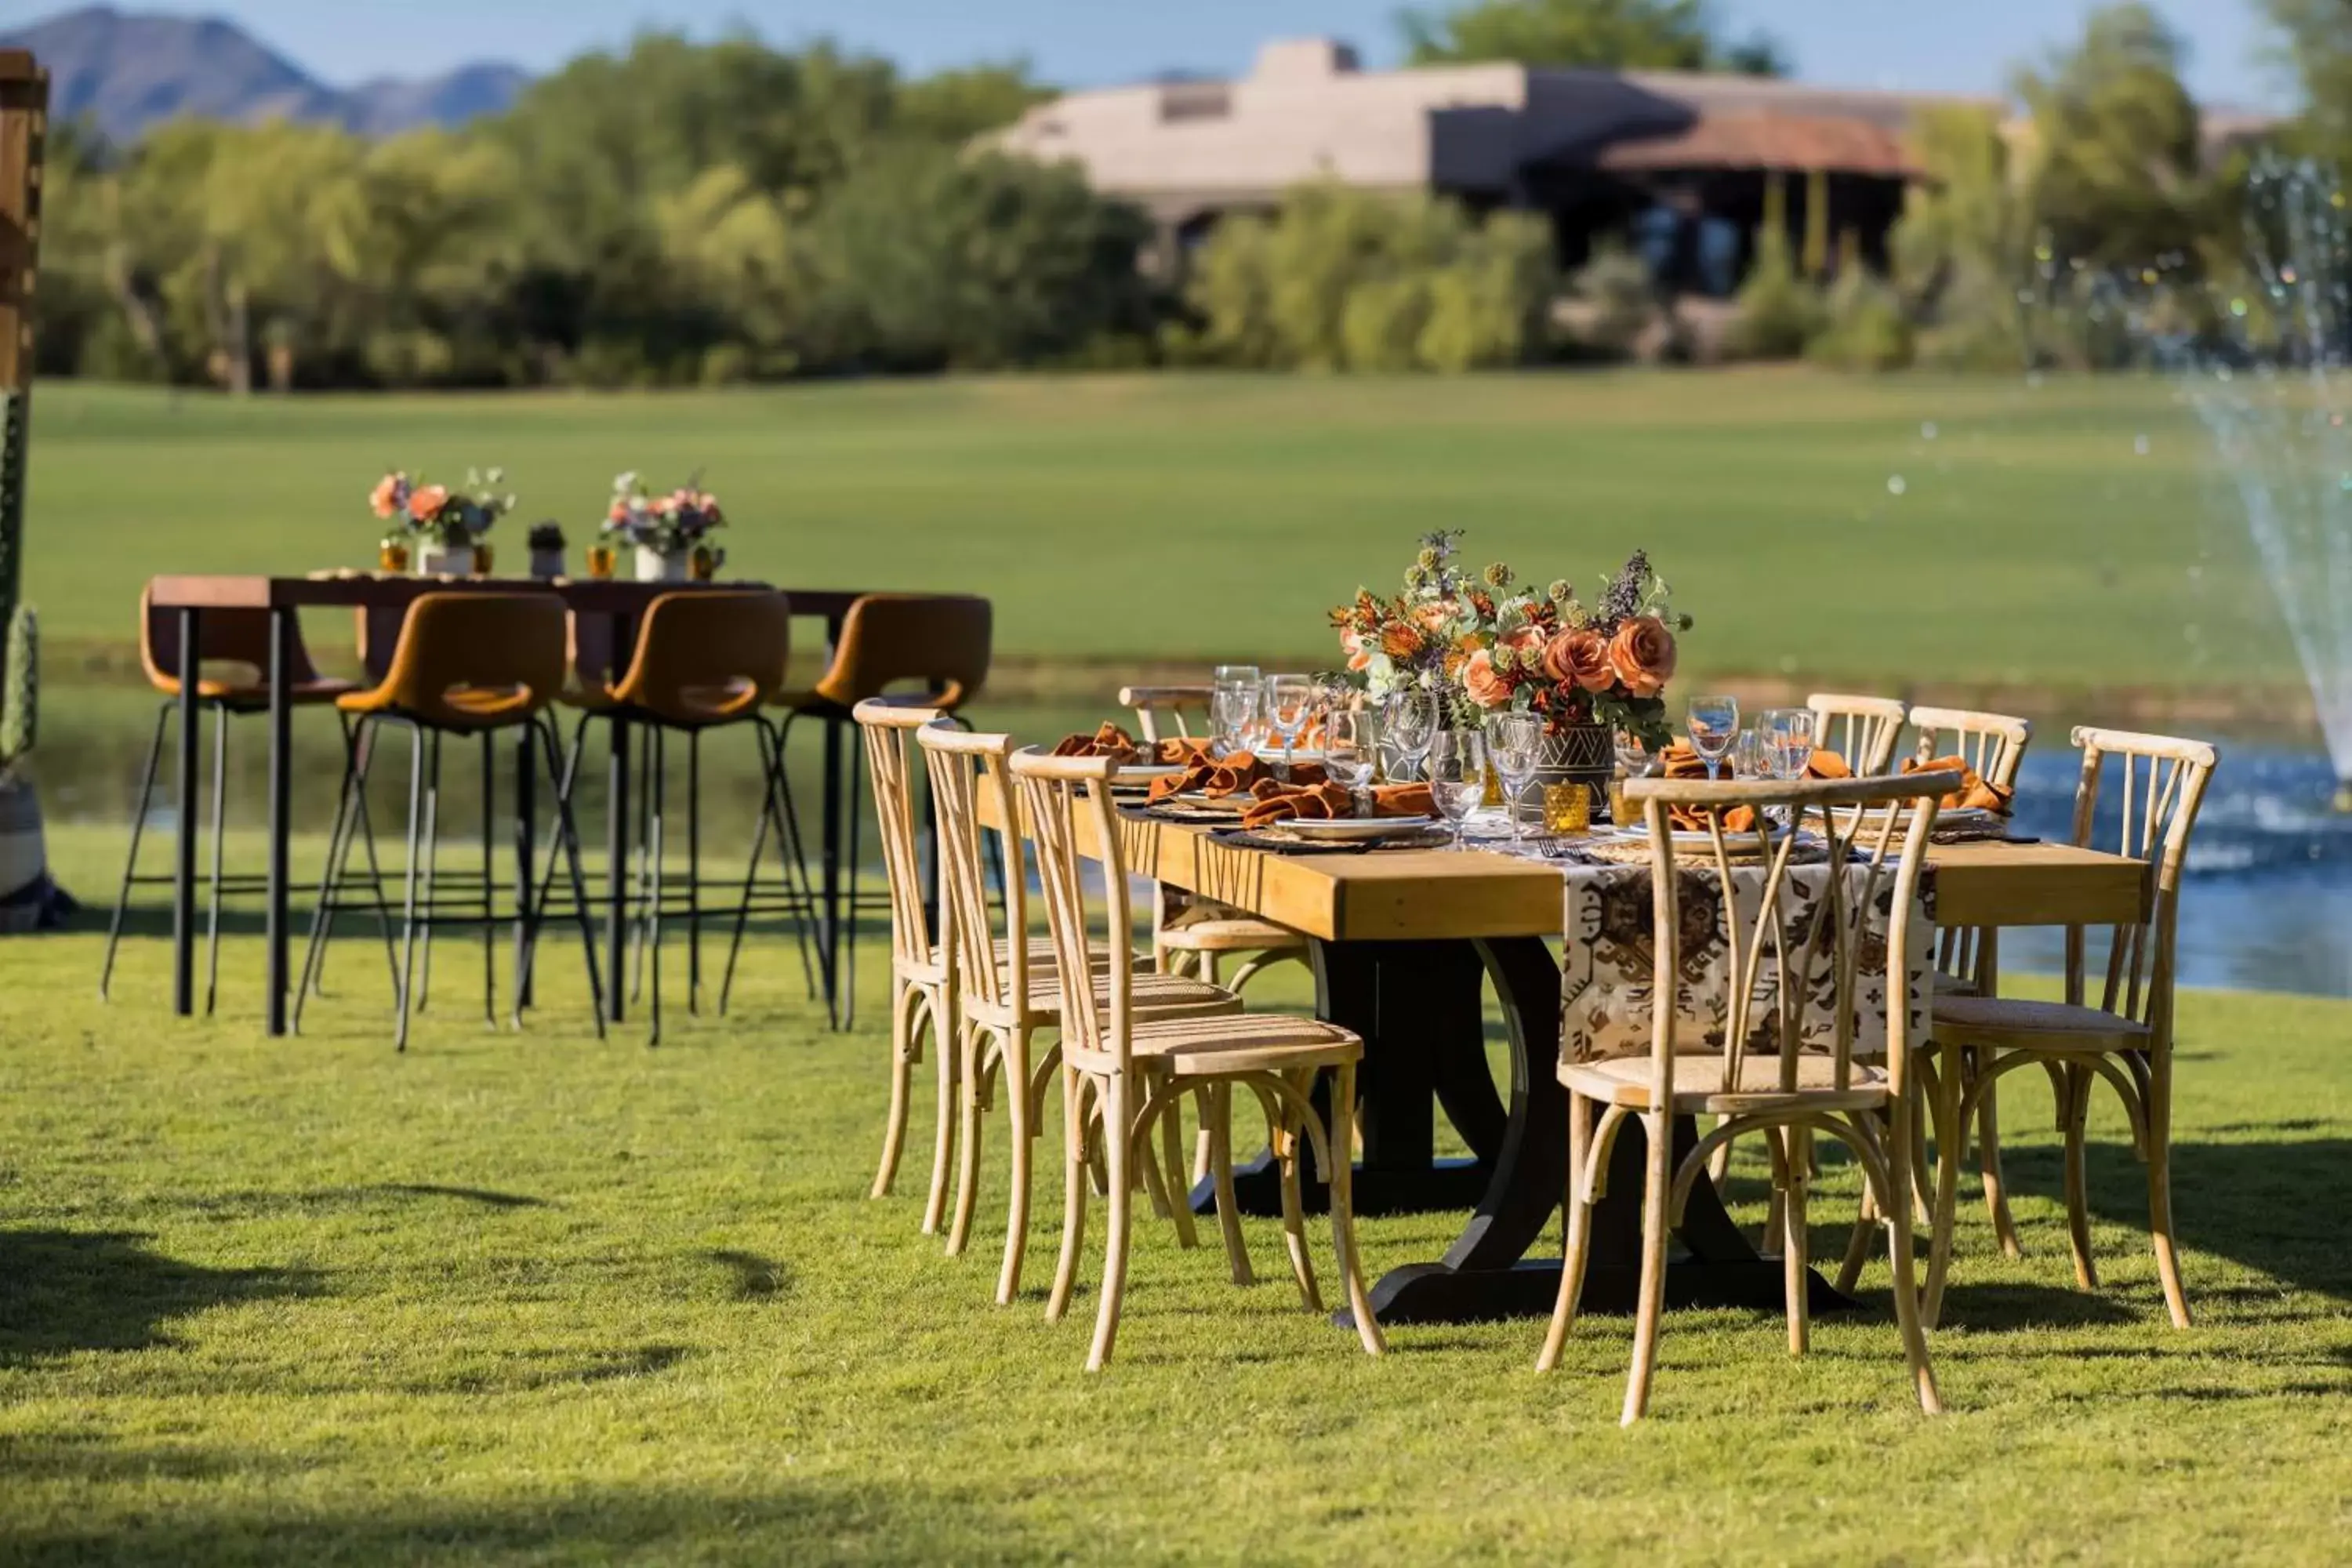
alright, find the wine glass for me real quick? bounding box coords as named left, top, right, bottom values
left=1687, top=695, right=1740, bottom=780
left=1211, top=682, right=1259, bottom=760
left=1762, top=707, right=1817, bottom=780
left=1485, top=711, right=1543, bottom=844
left=1383, top=688, right=1438, bottom=781
left=1606, top=730, right=1650, bottom=828
left=1325, top=710, right=1379, bottom=815
left=1263, top=673, right=1316, bottom=781
left=1428, top=728, right=1486, bottom=851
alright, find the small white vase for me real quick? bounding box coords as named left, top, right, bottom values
left=530, top=548, right=565, bottom=580
left=635, top=546, right=689, bottom=583
left=416, top=543, right=474, bottom=577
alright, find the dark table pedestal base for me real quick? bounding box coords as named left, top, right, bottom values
left=1348, top=1257, right=1857, bottom=1328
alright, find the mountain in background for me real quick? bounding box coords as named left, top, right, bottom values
left=0, top=5, right=529, bottom=143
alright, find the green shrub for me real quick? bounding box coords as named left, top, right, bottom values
left=1560, top=241, right=1655, bottom=360
left=1726, top=228, right=1824, bottom=360
left=1807, top=268, right=1915, bottom=371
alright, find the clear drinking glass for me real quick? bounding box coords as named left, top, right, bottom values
left=1211, top=683, right=1259, bottom=760
left=1383, top=688, right=1438, bottom=781
left=1325, top=710, right=1378, bottom=815
left=1607, top=730, right=1650, bottom=826
left=1732, top=727, right=1766, bottom=780
left=1485, top=711, right=1543, bottom=843
left=1762, top=706, right=1817, bottom=779
left=1264, top=673, right=1316, bottom=781
left=1428, top=729, right=1486, bottom=851
left=1687, top=695, right=1740, bottom=779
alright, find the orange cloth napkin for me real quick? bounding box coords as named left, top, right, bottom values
left=1904, top=754, right=2013, bottom=814
left=1053, top=722, right=1140, bottom=764
left=1240, top=781, right=1435, bottom=830
left=1146, top=750, right=1325, bottom=802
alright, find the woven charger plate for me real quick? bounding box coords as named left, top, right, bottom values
left=1124, top=797, right=1249, bottom=823
left=1211, top=824, right=1454, bottom=855
left=1570, top=833, right=1834, bottom=868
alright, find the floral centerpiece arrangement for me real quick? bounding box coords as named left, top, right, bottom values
left=604, top=472, right=725, bottom=583
left=1330, top=529, right=1688, bottom=755
left=371, top=466, right=514, bottom=575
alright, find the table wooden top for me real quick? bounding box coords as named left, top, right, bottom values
left=146, top=574, right=871, bottom=621
left=1015, top=804, right=2152, bottom=944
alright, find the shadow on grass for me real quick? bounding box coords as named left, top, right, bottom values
left=5, top=1478, right=1042, bottom=1566
left=704, top=1249, right=791, bottom=1301
left=2052, top=1138, right=2352, bottom=1305
left=0, top=1230, right=322, bottom=1363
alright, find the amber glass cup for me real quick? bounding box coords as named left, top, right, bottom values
left=689, top=546, right=718, bottom=582
left=378, top=539, right=410, bottom=575
left=471, top=543, right=495, bottom=577
left=585, top=544, right=617, bottom=581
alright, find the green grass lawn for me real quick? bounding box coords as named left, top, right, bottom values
left=19, top=371, right=2288, bottom=695
left=5, top=825, right=2349, bottom=1564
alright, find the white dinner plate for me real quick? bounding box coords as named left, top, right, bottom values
left=1113, top=764, right=1188, bottom=785
left=1278, top=815, right=1435, bottom=840
left=1831, top=804, right=2000, bottom=830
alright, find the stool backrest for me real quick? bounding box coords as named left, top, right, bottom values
left=1806, top=691, right=1908, bottom=775
left=613, top=590, right=792, bottom=726
left=854, top=698, right=948, bottom=975
left=372, top=592, right=568, bottom=728
left=815, top=594, right=992, bottom=711
left=140, top=584, right=326, bottom=691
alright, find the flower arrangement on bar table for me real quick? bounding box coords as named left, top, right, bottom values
left=605, top=472, right=726, bottom=583
left=371, top=466, right=515, bottom=576
left=1330, top=528, right=1688, bottom=802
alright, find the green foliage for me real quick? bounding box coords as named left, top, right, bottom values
left=1184, top=183, right=1555, bottom=372
left=1806, top=269, right=1915, bottom=371
left=1726, top=227, right=1824, bottom=360
left=1561, top=241, right=1657, bottom=359
left=1, top=603, right=34, bottom=764
left=1399, top=0, right=1784, bottom=74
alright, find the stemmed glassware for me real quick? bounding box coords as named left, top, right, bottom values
left=1212, top=666, right=1261, bottom=757
left=1485, top=711, right=1542, bottom=844
left=1263, top=673, right=1316, bottom=782
left=1382, top=688, right=1438, bottom=781
left=1428, top=728, right=1486, bottom=851
left=1325, top=710, right=1379, bottom=816
left=1687, top=694, right=1740, bottom=779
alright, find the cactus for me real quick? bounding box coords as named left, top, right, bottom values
left=0, top=602, right=33, bottom=764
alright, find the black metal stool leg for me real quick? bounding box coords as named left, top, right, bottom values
left=295, top=713, right=374, bottom=1033
left=394, top=723, right=429, bottom=1052
left=325, top=712, right=401, bottom=1000
left=648, top=724, right=666, bottom=1046
left=100, top=701, right=172, bottom=1002
left=630, top=723, right=654, bottom=1006
left=514, top=720, right=535, bottom=1012
left=687, top=728, right=702, bottom=1014
left=203, top=703, right=227, bottom=1017
left=840, top=720, right=862, bottom=1031
left=769, top=713, right=821, bottom=998
left=416, top=730, right=442, bottom=1014
left=481, top=729, right=497, bottom=1027
left=530, top=715, right=606, bottom=1037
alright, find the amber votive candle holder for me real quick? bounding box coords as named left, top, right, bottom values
left=378, top=540, right=409, bottom=575
left=689, top=546, right=717, bottom=582
left=585, top=544, right=616, bottom=581
left=1606, top=772, right=1631, bottom=827
left=471, top=543, right=495, bottom=577
left=1543, top=782, right=1592, bottom=836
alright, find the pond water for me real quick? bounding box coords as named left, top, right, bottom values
left=1999, top=744, right=2352, bottom=997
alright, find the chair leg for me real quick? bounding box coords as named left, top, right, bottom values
left=201, top=704, right=228, bottom=1017
left=1924, top=1050, right=1964, bottom=1328
left=1152, top=1094, right=1197, bottom=1249
left=996, top=1025, right=1037, bottom=1305
left=1621, top=1109, right=1673, bottom=1426
left=1047, top=1066, right=1088, bottom=1324
left=1881, top=1105, right=1945, bottom=1415
left=1207, top=1082, right=1252, bottom=1286
left=393, top=724, right=429, bottom=1052
left=1328, top=1062, right=1385, bottom=1356
left=920, top=993, right=960, bottom=1237
left=2060, top=1062, right=2099, bottom=1290
left=1835, top=1181, right=1878, bottom=1296
left=1975, top=1054, right=2022, bottom=1258
left=1087, top=1075, right=1134, bottom=1373
left=1191, top=1083, right=1216, bottom=1187
left=871, top=978, right=921, bottom=1199
left=1537, top=1090, right=1594, bottom=1373
left=2145, top=1049, right=2190, bottom=1329
left=415, top=731, right=442, bottom=1014
left=946, top=1023, right=987, bottom=1257
left=100, top=702, right=172, bottom=1002
left=1780, top=1124, right=1811, bottom=1357
left=1274, top=1088, right=1322, bottom=1313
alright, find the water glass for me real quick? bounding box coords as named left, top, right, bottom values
left=1211, top=683, right=1259, bottom=760
left=1762, top=707, right=1817, bottom=780
left=1485, top=711, right=1543, bottom=842
left=1264, top=673, right=1316, bottom=780
left=1428, top=729, right=1486, bottom=851
left=1325, top=710, right=1378, bottom=814
left=1384, top=688, right=1439, bottom=781
left=1732, top=728, right=1767, bottom=780
left=1687, top=695, right=1740, bottom=779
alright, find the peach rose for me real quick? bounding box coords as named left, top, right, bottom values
left=1542, top=627, right=1615, bottom=693
left=1341, top=630, right=1371, bottom=673
left=1414, top=601, right=1454, bottom=634
left=370, top=474, right=403, bottom=520
left=1462, top=648, right=1512, bottom=709
left=1380, top=622, right=1425, bottom=660
left=1606, top=615, right=1678, bottom=698
left=407, top=485, right=450, bottom=522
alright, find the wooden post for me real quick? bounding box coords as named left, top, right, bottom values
left=1802, top=168, right=1830, bottom=280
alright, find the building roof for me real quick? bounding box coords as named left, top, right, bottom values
left=1595, top=112, right=1922, bottom=178
left=991, top=38, right=1996, bottom=219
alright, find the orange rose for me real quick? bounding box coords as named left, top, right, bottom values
left=1462, top=648, right=1512, bottom=709
left=1606, top=615, right=1678, bottom=698
left=1380, top=622, right=1425, bottom=660
left=408, top=484, right=451, bottom=522
left=1341, top=630, right=1372, bottom=673
left=1542, top=627, right=1614, bottom=692
left=370, top=474, right=403, bottom=520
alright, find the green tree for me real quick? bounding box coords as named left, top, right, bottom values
left=1889, top=104, right=2035, bottom=369
left=2259, top=0, right=2352, bottom=162
left=1399, top=0, right=1785, bottom=74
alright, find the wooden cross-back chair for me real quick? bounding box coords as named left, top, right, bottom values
left=1807, top=691, right=1909, bottom=775
left=1922, top=727, right=2216, bottom=1330
left=1906, top=705, right=2032, bottom=993
left=1006, top=746, right=1384, bottom=1371
left=916, top=723, right=1240, bottom=1308
left=1537, top=768, right=1956, bottom=1424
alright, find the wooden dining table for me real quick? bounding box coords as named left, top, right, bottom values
left=143, top=574, right=880, bottom=1037
left=1026, top=798, right=2153, bottom=1328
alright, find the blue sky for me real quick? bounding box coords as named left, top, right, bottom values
left=124, top=1, right=2287, bottom=107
